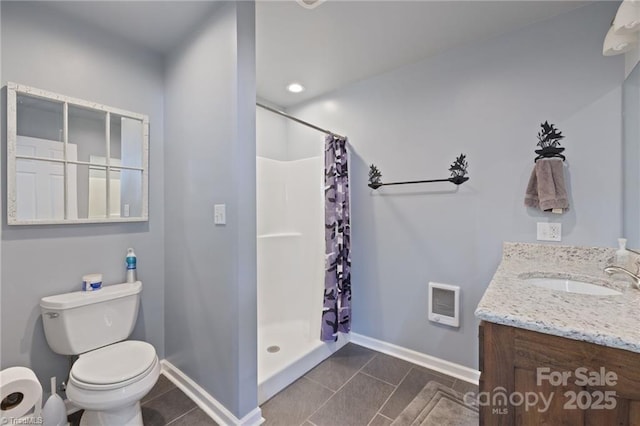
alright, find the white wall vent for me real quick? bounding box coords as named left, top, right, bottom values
left=428, top=282, right=460, bottom=328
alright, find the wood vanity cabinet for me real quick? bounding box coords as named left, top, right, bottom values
left=479, top=321, right=640, bottom=425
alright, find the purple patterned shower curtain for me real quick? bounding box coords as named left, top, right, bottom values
left=321, top=135, right=351, bottom=342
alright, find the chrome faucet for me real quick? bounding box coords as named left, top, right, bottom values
left=604, top=262, right=640, bottom=289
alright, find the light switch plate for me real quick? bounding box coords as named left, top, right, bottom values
left=537, top=222, right=561, bottom=241
left=214, top=204, right=226, bottom=225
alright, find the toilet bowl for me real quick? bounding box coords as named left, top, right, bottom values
left=66, top=341, right=160, bottom=426
left=40, top=282, right=159, bottom=426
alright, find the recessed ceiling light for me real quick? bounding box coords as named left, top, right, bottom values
left=287, top=83, right=305, bottom=93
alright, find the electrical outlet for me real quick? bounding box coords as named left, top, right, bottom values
left=548, top=223, right=562, bottom=241
left=537, top=222, right=562, bottom=241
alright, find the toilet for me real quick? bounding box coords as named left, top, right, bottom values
left=40, top=281, right=159, bottom=426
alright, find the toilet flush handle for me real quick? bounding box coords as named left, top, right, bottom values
left=44, top=312, right=59, bottom=319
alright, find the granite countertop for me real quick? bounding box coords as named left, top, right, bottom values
left=475, top=242, right=640, bottom=353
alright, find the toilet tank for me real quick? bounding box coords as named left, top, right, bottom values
left=40, top=281, right=142, bottom=355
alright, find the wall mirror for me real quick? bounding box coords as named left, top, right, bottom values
left=623, top=63, right=640, bottom=247
left=6, top=82, right=149, bottom=224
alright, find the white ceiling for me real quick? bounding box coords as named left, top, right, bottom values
left=45, top=1, right=590, bottom=108
left=257, top=1, right=589, bottom=107
left=47, top=1, right=221, bottom=55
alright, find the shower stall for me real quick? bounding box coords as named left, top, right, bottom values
left=256, top=104, right=348, bottom=403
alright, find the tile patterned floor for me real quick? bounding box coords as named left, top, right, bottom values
left=68, top=343, right=477, bottom=426
left=261, top=343, right=478, bottom=426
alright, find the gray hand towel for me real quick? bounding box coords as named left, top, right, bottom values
left=524, top=158, right=569, bottom=212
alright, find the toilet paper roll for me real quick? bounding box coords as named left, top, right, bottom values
left=0, top=367, right=43, bottom=419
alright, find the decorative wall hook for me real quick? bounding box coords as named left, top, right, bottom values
left=367, top=153, right=469, bottom=190
left=534, top=121, right=566, bottom=162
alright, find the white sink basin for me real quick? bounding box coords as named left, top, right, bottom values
left=524, top=278, right=621, bottom=296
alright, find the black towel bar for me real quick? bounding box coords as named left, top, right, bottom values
left=368, top=154, right=469, bottom=190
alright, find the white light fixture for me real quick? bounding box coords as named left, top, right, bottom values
left=296, top=0, right=326, bottom=10
left=287, top=83, right=305, bottom=93
left=603, top=24, right=637, bottom=56
left=613, top=0, right=640, bottom=35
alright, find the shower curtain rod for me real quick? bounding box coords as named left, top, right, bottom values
left=256, top=102, right=346, bottom=140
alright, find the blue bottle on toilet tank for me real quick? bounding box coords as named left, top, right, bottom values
left=126, top=248, right=137, bottom=283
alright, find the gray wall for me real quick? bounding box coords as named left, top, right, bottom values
left=625, top=42, right=640, bottom=77
left=0, top=1, right=165, bottom=390
left=287, top=2, right=624, bottom=369
left=164, top=1, right=257, bottom=418
left=623, top=62, right=640, bottom=247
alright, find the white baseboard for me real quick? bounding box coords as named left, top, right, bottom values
left=350, top=333, right=480, bottom=385
left=161, top=360, right=264, bottom=426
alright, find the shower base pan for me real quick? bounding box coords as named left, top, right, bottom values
left=257, top=321, right=348, bottom=404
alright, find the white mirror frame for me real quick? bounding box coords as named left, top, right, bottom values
left=6, top=82, right=149, bottom=225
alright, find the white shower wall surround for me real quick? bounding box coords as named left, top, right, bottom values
left=256, top=156, right=347, bottom=403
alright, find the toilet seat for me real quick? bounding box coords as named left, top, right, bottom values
left=70, top=341, right=157, bottom=391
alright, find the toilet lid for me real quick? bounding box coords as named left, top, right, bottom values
left=71, top=341, right=156, bottom=386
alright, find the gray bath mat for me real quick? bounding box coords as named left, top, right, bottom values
left=391, top=381, right=478, bottom=426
